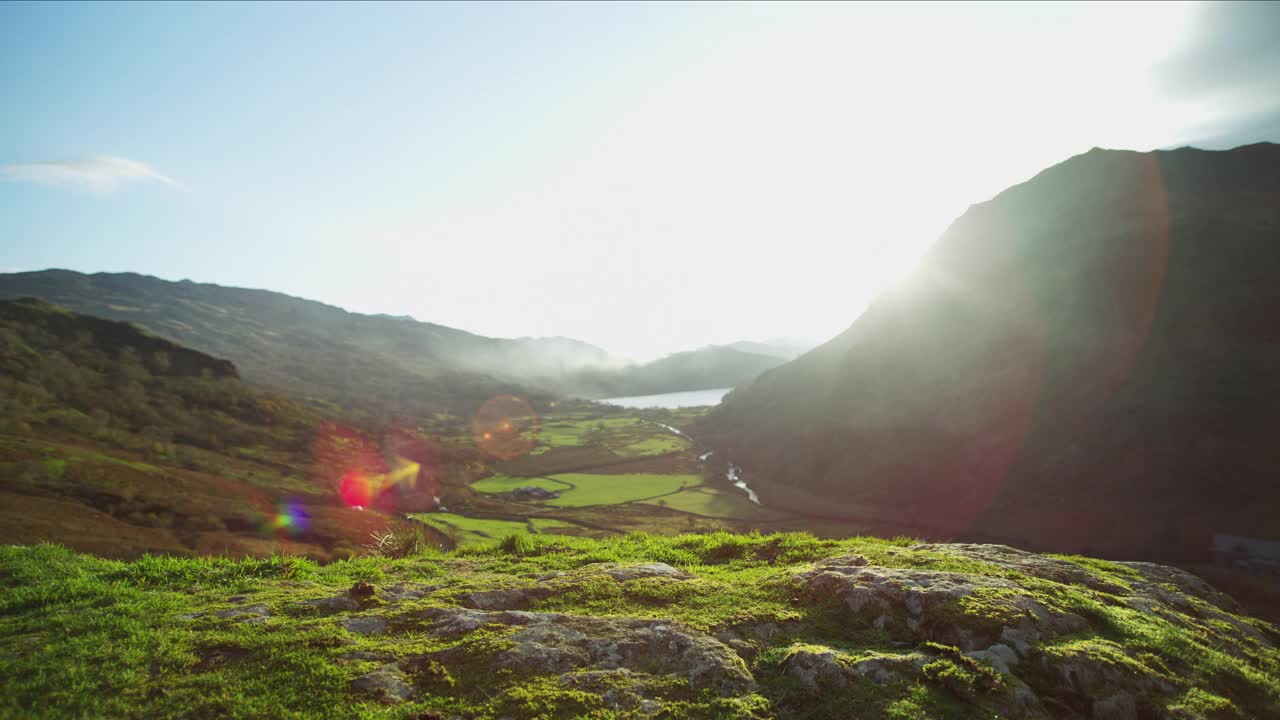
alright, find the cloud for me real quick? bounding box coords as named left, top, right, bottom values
left=1156, top=2, right=1280, bottom=146
left=0, top=155, right=177, bottom=193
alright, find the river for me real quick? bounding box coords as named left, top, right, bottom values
left=603, top=388, right=762, bottom=506
left=600, top=387, right=732, bottom=409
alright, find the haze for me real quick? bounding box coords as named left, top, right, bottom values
left=2, top=1, right=1276, bottom=360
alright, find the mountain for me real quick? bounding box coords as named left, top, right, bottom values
left=563, top=345, right=790, bottom=398
left=696, top=143, right=1280, bottom=560
left=0, top=297, right=447, bottom=559
left=724, top=338, right=813, bottom=360
left=6, top=534, right=1278, bottom=718
left=0, top=270, right=609, bottom=417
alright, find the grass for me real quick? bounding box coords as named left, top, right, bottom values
left=407, top=511, right=581, bottom=547
left=1, top=533, right=1278, bottom=719
left=468, top=474, right=572, bottom=494
left=641, top=486, right=763, bottom=518
left=534, top=417, right=690, bottom=458
left=542, top=473, right=702, bottom=507
left=614, top=434, right=688, bottom=457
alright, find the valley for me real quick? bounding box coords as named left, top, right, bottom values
left=7, top=3, right=1280, bottom=716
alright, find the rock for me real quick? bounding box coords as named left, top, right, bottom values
left=342, top=616, right=389, bottom=635
left=381, top=583, right=440, bottom=602
left=912, top=543, right=1130, bottom=594
left=966, top=643, right=1019, bottom=674
left=1119, top=562, right=1241, bottom=613
left=797, top=555, right=1089, bottom=650
left=782, top=646, right=850, bottom=689
left=1092, top=692, right=1138, bottom=720
left=352, top=663, right=414, bottom=703
left=1001, top=627, right=1033, bottom=656
left=782, top=646, right=926, bottom=689
left=213, top=603, right=271, bottom=620
left=601, top=563, right=693, bottom=582
left=801, top=560, right=1020, bottom=615
left=391, top=607, right=755, bottom=697
left=302, top=595, right=361, bottom=613
left=340, top=650, right=394, bottom=663
left=560, top=669, right=665, bottom=714
left=494, top=624, right=592, bottom=674
left=461, top=588, right=544, bottom=611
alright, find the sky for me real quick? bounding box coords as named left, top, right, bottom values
left=2, top=1, right=1278, bottom=360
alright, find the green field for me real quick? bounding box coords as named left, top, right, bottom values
left=534, top=417, right=689, bottom=457
left=408, top=511, right=579, bottom=546
left=467, top=474, right=571, bottom=494
left=641, top=486, right=763, bottom=518
left=543, top=473, right=701, bottom=507
left=615, top=434, right=687, bottom=457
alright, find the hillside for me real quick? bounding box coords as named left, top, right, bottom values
left=0, top=298, right=445, bottom=560
left=696, top=143, right=1280, bottom=560
left=564, top=346, right=789, bottom=399
left=3, top=533, right=1277, bottom=719
left=0, top=270, right=586, bottom=417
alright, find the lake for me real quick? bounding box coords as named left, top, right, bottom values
left=600, top=387, right=732, bottom=409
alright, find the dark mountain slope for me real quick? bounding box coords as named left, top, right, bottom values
left=0, top=270, right=596, bottom=417
left=697, top=142, right=1280, bottom=559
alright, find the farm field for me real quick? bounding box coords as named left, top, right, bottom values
left=467, top=474, right=571, bottom=494
left=450, top=405, right=787, bottom=541
left=640, top=486, right=763, bottom=518
left=542, top=472, right=701, bottom=507
left=533, top=416, right=690, bottom=457
left=408, top=511, right=582, bottom=547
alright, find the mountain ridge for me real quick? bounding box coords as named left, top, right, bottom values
left=696, top=142, right=1280, bottom=558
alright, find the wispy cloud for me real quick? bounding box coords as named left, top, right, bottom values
left=0, top=155, right=177, bottom=193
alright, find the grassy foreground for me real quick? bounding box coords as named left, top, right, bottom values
left=3, top=532, right=1278, bottom=719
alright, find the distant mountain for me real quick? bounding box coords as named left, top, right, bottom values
left=0, top=270, right=611, bottom=417
left=562, top=345, right=789, bottom=398
left=723, top=338, right=813, bottom=360
left=697, top=142, right=1280, bottom=560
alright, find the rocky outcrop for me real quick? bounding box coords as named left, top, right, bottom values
left=113, top=542, right=1277, bottom=719
left=353, top=607, right=756, bottom=703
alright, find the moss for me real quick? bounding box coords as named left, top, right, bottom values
left=3, top=535, right=1279, bottom=720
left=920, top=642, right=1004, bottom=699
left=1165, top=687, right=1242, bottom=719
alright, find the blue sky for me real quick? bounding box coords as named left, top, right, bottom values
left=3, top=1, right=1277, bottom=359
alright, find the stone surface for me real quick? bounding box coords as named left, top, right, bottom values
left=380, top=607, right=756, bottom=698
left=798, top=552, right=1091, bottom=650
left=601, top=562, right=694, bottom=582
left=460, top=588, right=546, bottom=611
left=302, top=595, right=361, bottom=613
left=212, top=603, right=272, bottom=620
left=352, top=664, right=415, bottom=703
left=342, top=615, right=389, bottom=635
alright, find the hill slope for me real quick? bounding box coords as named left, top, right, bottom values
left=3, top=533, right=1277, bottom=718
left=564, top=345, right=789, bottom=399
left=0, top=270, right=594, bottom=417
left=0, top=298, right=444, bottom=559
left=697, top=143, right=1280, bottom=559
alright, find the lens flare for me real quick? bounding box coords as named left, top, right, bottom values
left=270, top=500, right=308, bottom=534
left=339, top=469, right=373, bottom=508
left=472, top=394, right=539, bottom=460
